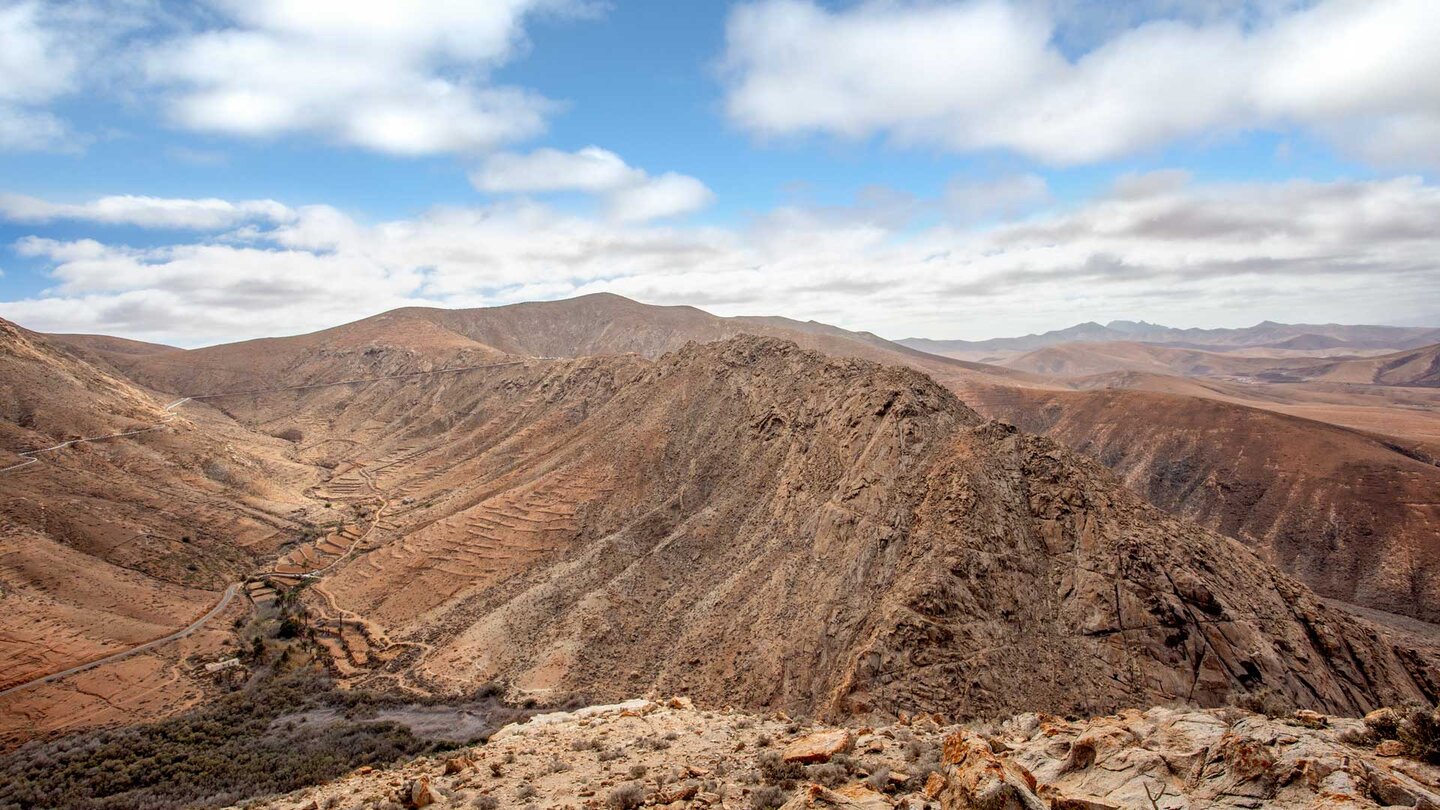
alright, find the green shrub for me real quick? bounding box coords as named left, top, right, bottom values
left=0, top=673, right=507, bottom=810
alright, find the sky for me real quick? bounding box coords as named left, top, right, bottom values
left=0, top=0, right=1437, bottom=347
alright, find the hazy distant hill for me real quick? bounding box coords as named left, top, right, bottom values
left=903, top=319, right=1440, bottom=356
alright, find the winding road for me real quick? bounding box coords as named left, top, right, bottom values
left=0, top=398, right=190, bottom=474
left=0, top=360, right=528, bottom=696
left=0, top=584, right=239, bottom=698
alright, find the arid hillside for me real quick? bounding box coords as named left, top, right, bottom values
left=998, top=339, right=1440, bottom=388
left=0, top=319, right=320, bottom=736
left=50, top=295, right=1440, bottom=630
left=970, top=384, right=1440, bottom=623
left=1278, top=343, right=1440, bottom=387
left=0, top=319, right=171, bottom=455
left=7, top=298, right=1439, bottom=750
left=185, top=335, right=1437, bottom=721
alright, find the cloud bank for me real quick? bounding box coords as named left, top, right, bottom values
left=0, top=0, right=599, bottom=155
left=0, top=193, right=295, bottom=229
left=3, top=175, right=1436, bottom=345
left=723, top=0, right=1440, bottom=167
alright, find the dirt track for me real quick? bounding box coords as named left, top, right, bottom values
left=0, top=583, right=239, bottom=698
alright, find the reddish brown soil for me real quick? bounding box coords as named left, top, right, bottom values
left=967, top=384, right=1440, bottom=622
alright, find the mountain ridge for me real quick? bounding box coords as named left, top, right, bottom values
left=155, top=332, right=1438, bottom=718
left=903, top=320, right=1440, bottom=356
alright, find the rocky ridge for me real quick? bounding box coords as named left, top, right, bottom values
left=245, top=697, right=1440, bottom=810
left=181, top=335, right=1440, bottom=720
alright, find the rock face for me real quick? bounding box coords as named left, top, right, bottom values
left=186, top=335, right=1437, bottom=720
left=997, top=706, right=1440, bottom=809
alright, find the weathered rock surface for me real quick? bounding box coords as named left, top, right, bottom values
left=245, top=700, right=1440, bottom=810
left=999, top=706, right=1440, bottom=809
left=784, top=730, right=853, bottom=764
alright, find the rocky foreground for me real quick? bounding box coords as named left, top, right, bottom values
left=247, top=698, right=1439, bottom=810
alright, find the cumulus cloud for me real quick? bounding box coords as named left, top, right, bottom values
left=605, top=173, right=715, bottom=222
left=3, top=175, right=1438, bottom=345
left=0, top=0, right=601, bottom=156
left=140, top=0, right=595, bottom=155
left=722, top=0, right=1440, bottom=167
left=0, top=1, right=81, bottom=150
left=0, top=193, right=295, bottom=229
left=473, top=146, right=646, bottom=193
left=473, top=147, right=715, bottom=222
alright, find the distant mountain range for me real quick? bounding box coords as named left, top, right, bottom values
left=902, top=320, right=1440, bottom=355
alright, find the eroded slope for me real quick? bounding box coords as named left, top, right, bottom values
left=202, top=336, right=1439, bottom=720
left=970, top=384, right=1440, bottom=624
left=0, top=319, right=319, bottom=736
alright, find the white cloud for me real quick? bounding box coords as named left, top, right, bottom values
left=0, top=106, right=69, bottom=151
left=0, top=193, right=295, bottom=229
left=473, top=147, right=716, bottom=222
left=0, top=0, right=163, bottom=151
left=473, top=147, right=646, bottom=194
left=0, top=1, right=80, bottom=150
left=3, top=175, right=1438, bottom=345
left=142, top=0, right=594, bottom=155
left=722, top=0, right=1440, bottom=167
left=606, top=174, right=716, bottom=223
left=0, top=2, right=78, bottom=104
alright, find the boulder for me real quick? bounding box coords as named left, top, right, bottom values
left=401, top=777, right=436, bottom=808
left=783, top=729, right=852, bottom=764
left=657, top=780, right=700, bottom=802
left=1376, top=739, right=1406, bottom=757
left=938, top=731, right=1047, bottom=810
left=1365, top=707, right=1402, bottom=739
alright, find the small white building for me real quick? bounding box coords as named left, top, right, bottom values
left=204, top=657, right=241, bottom=673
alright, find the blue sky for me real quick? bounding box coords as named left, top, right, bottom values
left=0, top=0, right=1437, bottom=346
